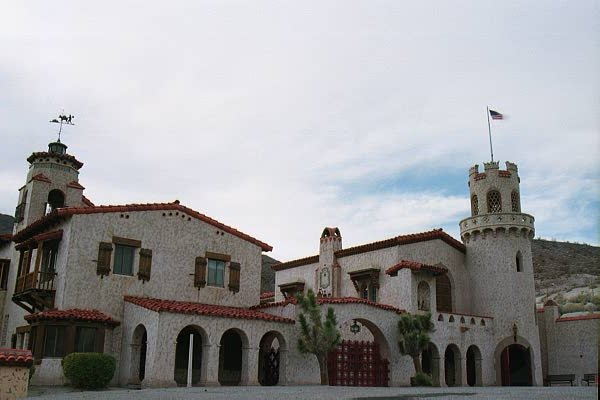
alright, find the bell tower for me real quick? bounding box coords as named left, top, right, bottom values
left=317, top=227, right=342, bottom=297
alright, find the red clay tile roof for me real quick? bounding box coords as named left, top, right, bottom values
left=498, top=170, right=512, bottom=178
left=474, top=173, right=487, bottom=181
left=31, top=173, right=51, bottom=183
left=260, top=292, right=275, bottom=299
left=81, top=195, right=95, bottom=207
left=556, top=313, right=600, bottom=322
left=11, top=201, right=272, bottom=251
left=124, top=296, right=294, bottom=324
left=536, top=308, right=545, bottom=313
left=0, top=348, right=33, bottom=367
left=27, top=151, right=84, bottom=170
left=67, top=181, right=85, bottom=190
left=273, top=229, right=464, bottom=272
left=25, top=309, right=120, bottom=326
left=251, top=296, right=405, bottom=315
left=386, top=260, right=448, bottom=276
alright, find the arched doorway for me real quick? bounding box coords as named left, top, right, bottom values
left=219, top=329, right=245, bottom=386
left=47, top=189, right=65, bottom=213
left=174, top=326, right=204, bottom=386
left=328, top=318, right=390, bottom=386
left=258, top=331, right=286, bottom=386
left=500, top=344, right=532, bottom=386
left=436, top=274, right=452, bottom=312
left=130, top=324, right=147, bottom=384
left=421, top=342, right=441, bottom=386
left=444, top=344, right=461, bottom=387
left=466, top=345, right=482, bottom=386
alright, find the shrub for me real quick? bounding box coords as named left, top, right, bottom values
left=62, top=353, right=116, bottom=390
left=559, top=302, right=585, bottom=315
left=413, top=372, right=433, bottom=386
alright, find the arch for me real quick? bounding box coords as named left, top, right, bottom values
left=321, top=227, right=341, bottom=238
left=466, top=345, right=482, bottom=386
left=417, top=281, right=431, bottom=311
left=174, top=325, right=207, bottom=386
left=486, top=190, right=502, bottom=213
left=219, top=328, right=248, bottom=386
left=421, top=342, right=441, bottom=387
left=435, top=274, right=452, bottom=313
left=47, top=189, right=65, bottom=213
left=438, top=314, right=444, bottom=322
left=471, top=195, right=479, bottom=216
left=448, top=315, right=455, bottom=323
left=470, top=318, right=476, bottom=325
left=258, top=331, right=287, bottom=386
left=516, top=251, right=522, bottom=272
left=494, top=336, right=535, bottom=386
left=511, top=190, right=520, bottom=212
left=129, top=324, right=147, bottom=384
left=460, top=317, right=465, bottom=324
left=444, top=344, right=462, bottom=387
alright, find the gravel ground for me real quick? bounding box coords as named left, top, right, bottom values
left=26, top=385, right=598, bottom=400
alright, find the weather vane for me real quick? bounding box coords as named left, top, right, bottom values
left=50, top=111, right=75, bottom=142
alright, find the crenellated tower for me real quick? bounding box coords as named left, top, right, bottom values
left=316, top=227, right=342, bottom=297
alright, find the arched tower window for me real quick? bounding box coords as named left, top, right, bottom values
left=487, top=190, right=502, bottom=213
left=471, top=195, right=479, bottom=216
left=47, top=189, right=65, bottom=214
left=417, top=281, right=431, bottom=311
left=436, top=274, right=452, bottom=313
left=516, top=251, right=522, bottom=272
left=511, top=191, right=520, bottom=212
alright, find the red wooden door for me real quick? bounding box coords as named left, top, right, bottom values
left=327, top=340, right=389, bottom=387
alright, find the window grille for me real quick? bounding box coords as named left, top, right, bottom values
left=487, top=190, right=502, bottom=213
left=511, top=191, right=520, bottom=212
left=471, top=195, right=479, bottom=216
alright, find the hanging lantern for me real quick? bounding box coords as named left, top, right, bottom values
left=350, top=319, right=361, bottom=334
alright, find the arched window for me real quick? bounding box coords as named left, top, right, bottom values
left=471, top=195, right=479, bottom=216
left=516, top=251, right=522, bottom=272
left=436, top=274, right=452, bottom=313
left=487, top=190, right=502, bottom=213
left=417, top=281, right=431, bottom=311
left=511, top=191, right=520, bottom=212
left=47, top=189, right=65, bottom=214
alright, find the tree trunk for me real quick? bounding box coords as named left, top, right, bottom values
left=412, top=355, right=422, bottom=375
left=317, top=354, right=329, bottom=385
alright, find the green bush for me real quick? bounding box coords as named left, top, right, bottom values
left=559, top=302, right=585, bottom=315
left=62, top=353, right=116, bottom=390
left=413, top=372, right=433, bottom=386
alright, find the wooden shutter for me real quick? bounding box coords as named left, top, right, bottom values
left=228, top=262, right=241, bottom=293
left=194, top=257, right=207, bottom=288
left=138, top=249, right=152, bottom=282
left=97, top=242, right=113, bottom=277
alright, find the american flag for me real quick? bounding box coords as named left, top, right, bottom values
left=489, top=110, right=504, bottom=120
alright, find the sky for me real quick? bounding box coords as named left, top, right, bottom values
left=1, top=1, right=598, bottom=261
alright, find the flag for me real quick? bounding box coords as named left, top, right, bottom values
left=489, top=110, right=503, bottom=120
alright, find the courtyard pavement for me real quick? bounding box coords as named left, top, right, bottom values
left=27, top=385, right=598, bottom=400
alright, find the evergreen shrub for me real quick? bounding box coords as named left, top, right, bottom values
left=62, top=353, right=116, bottom=390
left=413, top=372, right=433, bottom=386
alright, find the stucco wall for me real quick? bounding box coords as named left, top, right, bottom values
left=0, top=366, right=29, bottom=399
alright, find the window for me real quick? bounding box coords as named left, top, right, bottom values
left=40, top=242, right=59, bottom=285
left=516, top=251, right=522, bottom=272
left=138, top=249, right=152, bottom=282
left=207, top=259, right=225, bottom=287
left=228, top=262, right=240, bottom=293
left=471, top=195, right=479, bottom=216
left=487, top=190, right=502, bottom=213
left=511, top=191, right=520, bottom=212
left=75, top=327, right=97, bottom=353
left=97, top=242, right=113, bottom=276
left=349, top=268, right=380, bottom=303
left=436, top=274, right=452, bottom=312
left=0, top=259, right=9, bottom=290
left=417, top=281, right=431, bottom=311
left=43, top=325, right=66, bottom=357
left=194, top=257, right=207, bottom=288
left=114, top=244, right=135, bottom=275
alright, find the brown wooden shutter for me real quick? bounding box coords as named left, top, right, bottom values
left=138, top=249, right=152, bottom=282
left=97, top=242, right=113, bottom=276
left=194, top=256, right=207, bottom=288
left=228, top=262, right=241, bottom=293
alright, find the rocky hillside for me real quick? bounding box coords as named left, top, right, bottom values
left=0, top=214, right=13, bottom=235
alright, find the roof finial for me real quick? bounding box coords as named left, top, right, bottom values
left=49, top=110, right=75, bottom=143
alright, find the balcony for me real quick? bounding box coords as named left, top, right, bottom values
left=459, top=212, right=535, bottom=241
left=12, top=270, right=56, bottom=313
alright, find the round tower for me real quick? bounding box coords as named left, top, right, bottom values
left=460, top=161, right=542, bottom=385
left=14, top=140, right=86, bottom=232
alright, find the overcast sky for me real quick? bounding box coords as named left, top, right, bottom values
left=1, top=1, right=598, bottom=261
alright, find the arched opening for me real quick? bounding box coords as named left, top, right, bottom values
left=421, top=342, right=441, bottom=386
left=328, top=318, right=390, bottom=386
left=174, top=326, right=204, bottom=386
left=258, top=331, right=286, bottom=386
left=219, top=329, right=244, bottom=386
left=466, top=345, right=482, bottom=386
left=487, top=190, right=502, bottom=213
left=500, top=344, right=532, bottom=386
left=444, top=344, right=461, bottom=387
left=471, top=195, right=479, bottom=216
left=511, top=191, right=520, bottom=212
left=516, top=251, right=522, bottom=272
left=130, top=324, right=147, bottom=385
left=47, top=189, right=65, bottom=214
left=436, top=274, right=452, bottom=312
left=417, top=281, right=431, bottom=311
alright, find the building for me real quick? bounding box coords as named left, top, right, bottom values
left=0, top=138, right=597, bottom=387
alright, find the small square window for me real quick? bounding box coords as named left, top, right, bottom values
left=114, top=244, right=135, bottom=275
left=43, top=325, right=65, bottom=357
left=75, top=327, right=97, bottom=353
left=207, top=259, right=225, bottom=287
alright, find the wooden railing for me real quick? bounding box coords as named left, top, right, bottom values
left=14, top=270, right=56, bottom=294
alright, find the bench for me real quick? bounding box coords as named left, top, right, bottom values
left=545, top=374, right=575, bottom=386
left=582, top=373, right=597, bottom=386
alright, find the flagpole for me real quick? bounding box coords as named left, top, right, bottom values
left=487, top=106, right=494, bottom=162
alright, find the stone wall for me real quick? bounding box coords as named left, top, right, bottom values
left=0, top=366, right=29, bottom=399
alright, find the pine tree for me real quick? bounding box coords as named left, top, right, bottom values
left=296, top=289, right=341, bottom=385
left=397, top=312, right=434, bottom=376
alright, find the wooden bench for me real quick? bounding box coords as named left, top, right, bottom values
left=582, top=373, right=597, bottom=386
left=545, top=374, right=575, bottom=386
